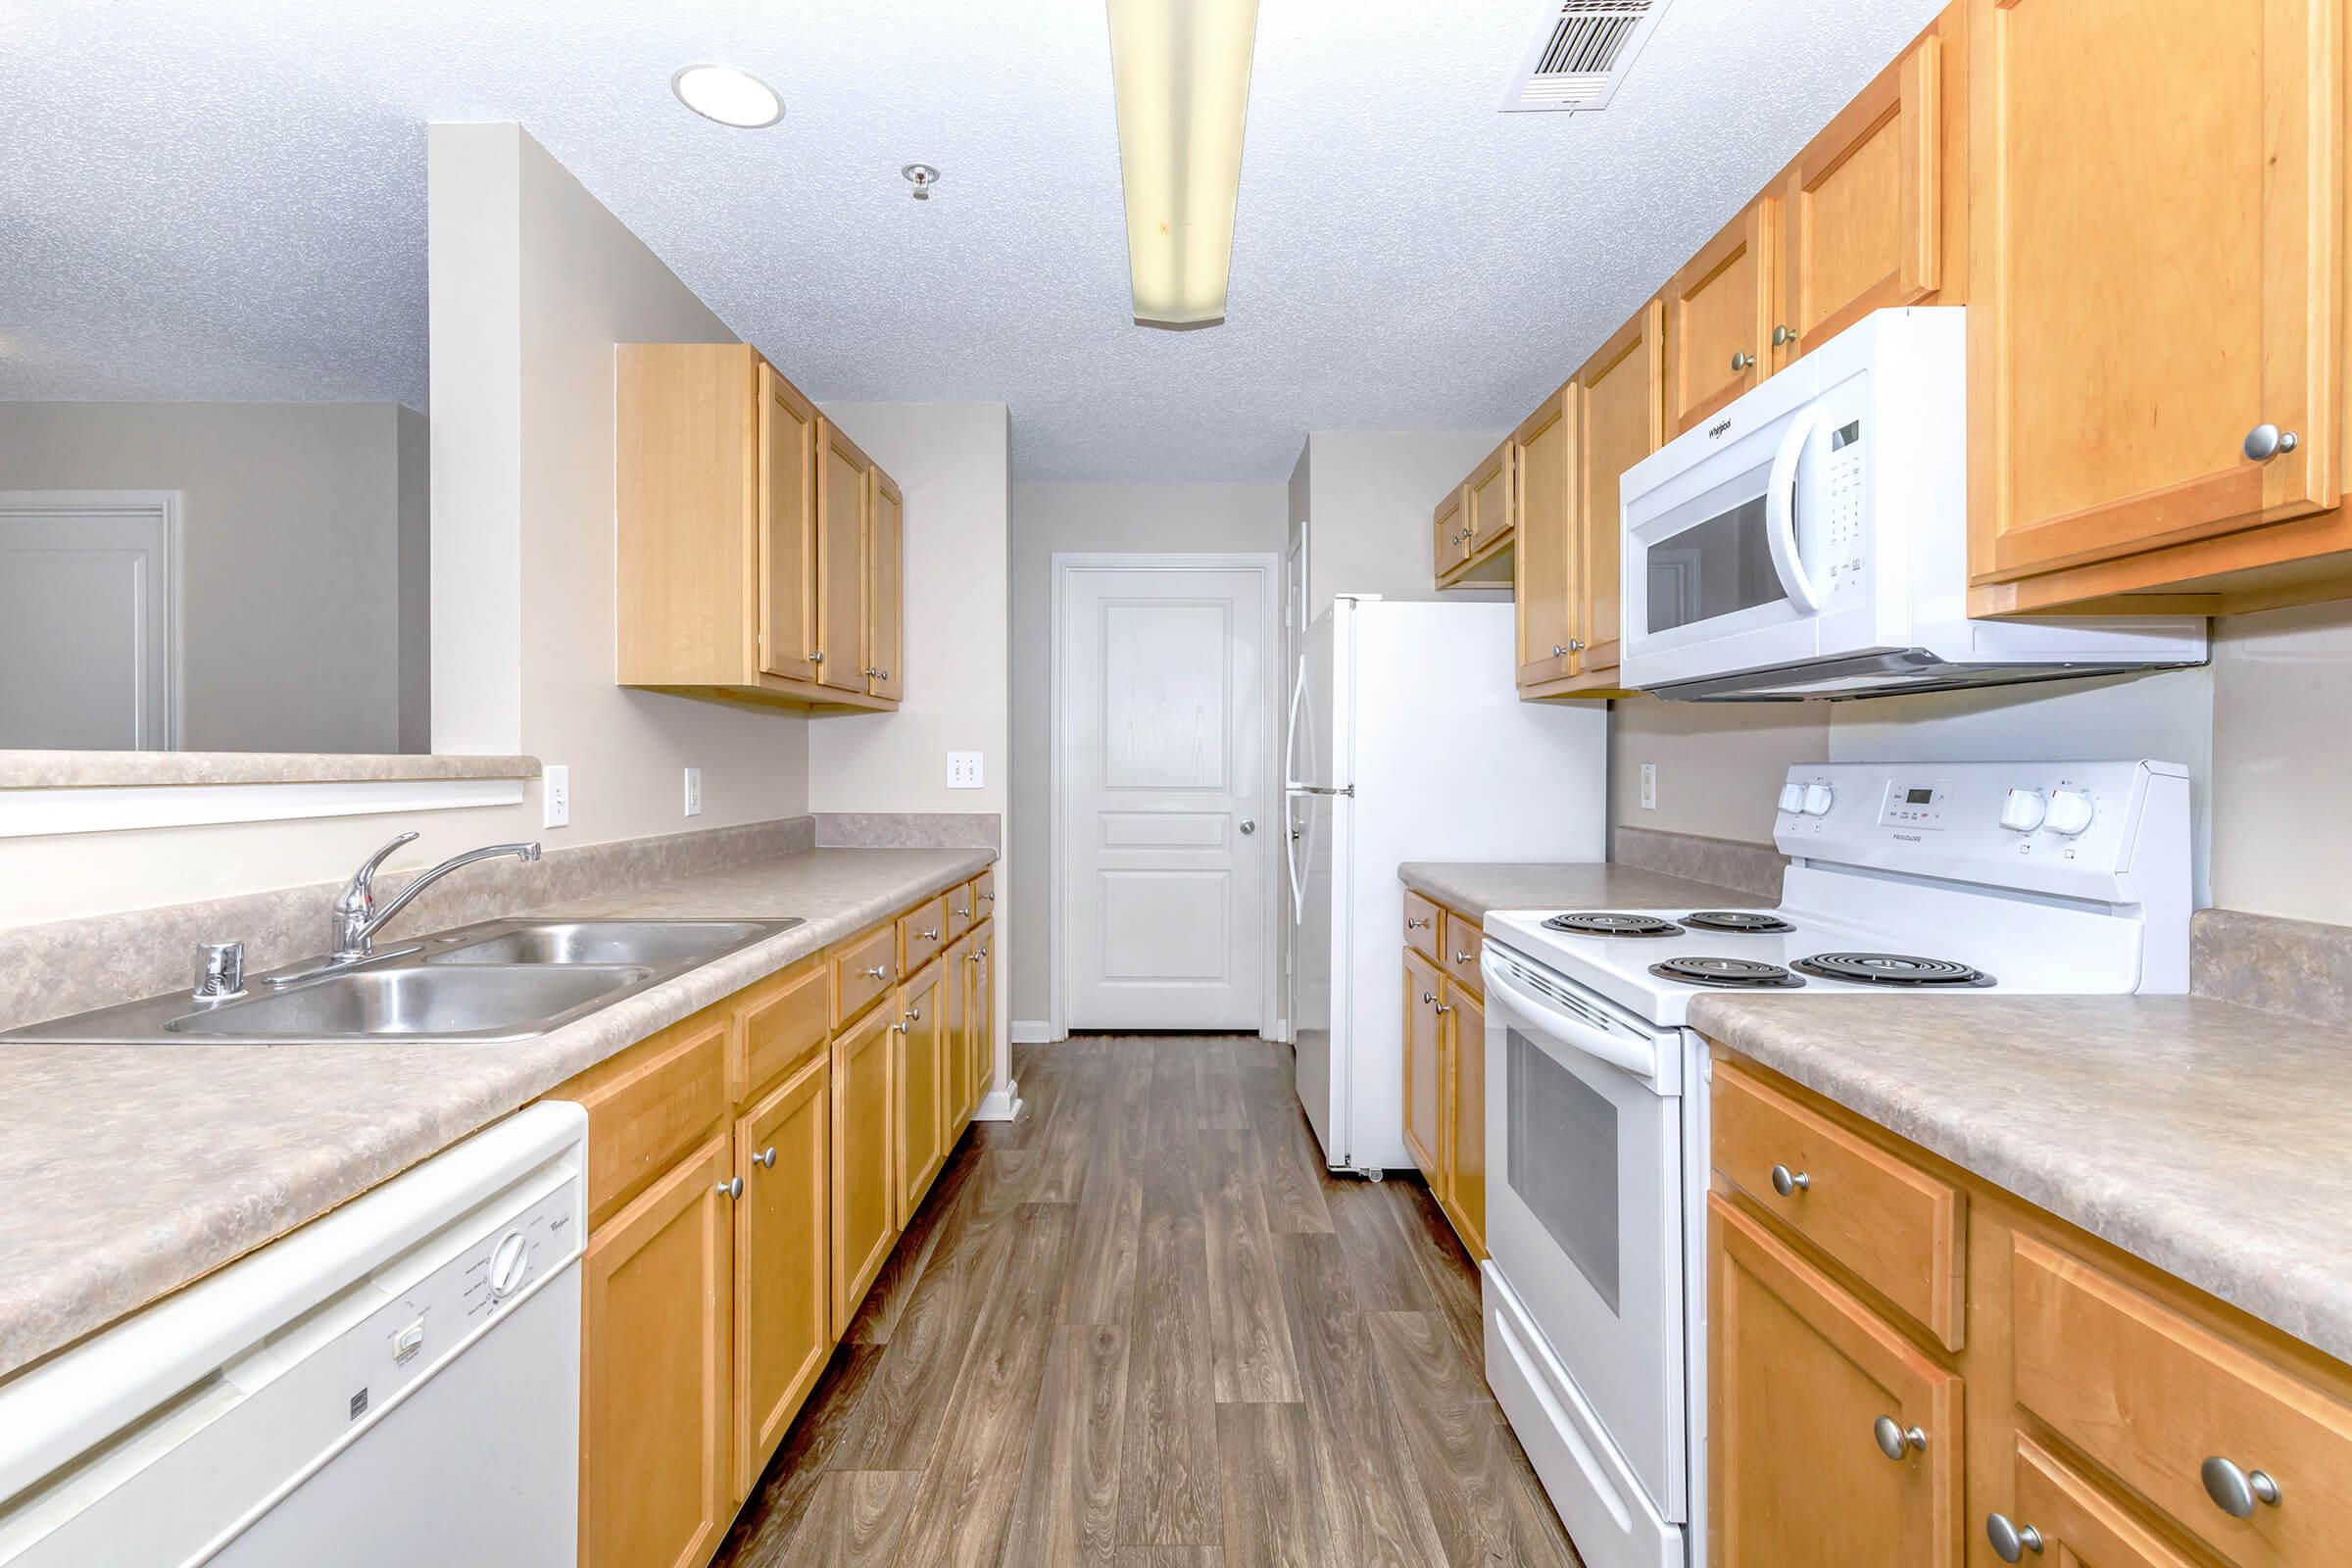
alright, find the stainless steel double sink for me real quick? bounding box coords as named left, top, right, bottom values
left=4, top=918, right=804, bottom=1045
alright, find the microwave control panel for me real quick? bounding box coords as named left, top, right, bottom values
left=1820, top=417, right=1867, bottom=598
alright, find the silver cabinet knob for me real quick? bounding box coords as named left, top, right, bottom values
left=864, top=665, right=882, bottom=677
left=981, top=891, right=995, bottom=903
left=1770, top=1163, right=1811, bottom=1197
left=717, top=1176, right=744, bottom=1200
left=2200, top=1455, right=2281, bottom=1517
left=809, top=649, right=824, bottom=663
left=1731, top=350, right=1756, bottom=372
left=1985, top=1513, right=2044, bottom=1561
left=2244, top=423, right=2300, bottom=462
left=919, top=926, right=941, bottom=941
left=1240, top=818, right=1256, bottom=835
left=1434, top=1002, right=1453, bottom=1016
left=754, top=1146, right=777, bottom=1168
left=864, top=964, right=889, bottom=979
left=956, top=905, right=971, bottom=917
left=1406, top=916, right=1431, bottom=929
left=1872, top=1415, right=1927, bottom=1460
left=1569, top=637, right=1586, bottom=651
left=892, top=1019, right=909, bottom=1034
left=1772, top=324, right=1799, bottom=348
left=906, top=1004, right=923, bottom=1022
left=1552, top=644, right=1569, bottom=658
left=1455, top=950, right=1474, bottom=964
left=1420, top=991, right=1437, bottom=1004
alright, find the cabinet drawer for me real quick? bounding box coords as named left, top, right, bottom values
left=2011, top=1234, right=2352, bottom=1568
left=945, top=878, right=977, bottom=942
left=737, top=957, right=828, bottom=1100
left=1441, top=912, right=1485, bottom=997
left=1712, top=1060, right=1964, bottom=1348
left=898, top=895, right=949, bottom=977
left=831, top=924, right=899, bottom=1028
left=572, top=1011, right=731, bottom=1232
left=973, top=867, right=996, bottom=922
left=1403, top=890, right=1443, bottom=963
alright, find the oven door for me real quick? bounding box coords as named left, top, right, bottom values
left=1622, top=364, right=1836, bottom=691
left=1482, top=944, right=1688, bottom=1523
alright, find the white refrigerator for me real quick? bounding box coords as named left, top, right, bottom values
left=1285, top=596, right=1608, bottom=1173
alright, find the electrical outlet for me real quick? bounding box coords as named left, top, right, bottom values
left=947, top=752, right=984, bottom=790
left=682, top=766, right=702, bottom=817
left=542, top=764, right=570, bottom=829
left=1640, top=762, right=1658, bottom=811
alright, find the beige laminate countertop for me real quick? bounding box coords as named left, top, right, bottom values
left=1690, top=993, right=2352, bottom=1366
left=1398, top=860, right=1756, bottom=920
left=0, top=846, right=994, bottom=1381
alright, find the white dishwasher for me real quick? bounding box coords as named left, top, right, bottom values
left=0, top=1101, right=587, bottom=1567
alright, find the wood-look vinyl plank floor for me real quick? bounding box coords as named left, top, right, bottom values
left=714, top=1036, right=1581, bottom=1568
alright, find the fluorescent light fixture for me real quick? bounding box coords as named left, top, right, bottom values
left=1104, top=0, right=1259, bottom=329
left=670, top=64, right=784, bottom=129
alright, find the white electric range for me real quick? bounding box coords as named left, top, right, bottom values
left=1475, top=760, right=2191, bottom=1568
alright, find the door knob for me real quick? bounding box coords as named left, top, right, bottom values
left=2244, top=423, right=2300, bottom=462
left=1240, top=818, right=1256, bottom=835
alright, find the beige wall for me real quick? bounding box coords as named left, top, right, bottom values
left=1006, top=479, right=1289, bottom=1022
left=0, top=402, right=422, bottom=753
left=1607, top=698, right=1831, bottom=844
left=2210, top=600, right=2352, bottom=923
left=1301, top=429, right=1507, bottom=613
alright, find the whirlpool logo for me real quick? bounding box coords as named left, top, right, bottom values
left=1705, top=417, right=1734, bottom=439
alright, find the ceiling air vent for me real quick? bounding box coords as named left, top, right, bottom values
left=1500, top=0, right=1672, bottom=113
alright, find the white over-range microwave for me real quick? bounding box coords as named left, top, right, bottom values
left=1618, top=308, right=2206, bottom=700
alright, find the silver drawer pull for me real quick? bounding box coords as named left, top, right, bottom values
left=1770, top=1163, right=1810, bottom=1197
left=1454, top=949, right=1474, bottom=963
left=919, top=926, right=941, bottom=941
left=864, top=964, right=889, bottom=979
left=2243, top=423, right=2299, bottom=462
left=1872, top=1416, right=1926, bottom=1461
left=2201, top=1455, right=2281, bottom=1517
left=1406, top=916, right=1431, bottom=929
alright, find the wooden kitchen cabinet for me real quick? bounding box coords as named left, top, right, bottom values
left=732, top=1051, right=830, bottom=1498
left=814, top=418, right=872, bottom=695
left=1708, top=1193, right=1962, bottom=1568
left=830, top=998, right=898, bottom=1336
left=1435, top=441, right=1518, bottom=590
left=942, top=931, right=972, bottom=1138
left=1966, top=0, right=2344, bottom=610
left=968, top=920, right=996, bottom=1104
left=1998, top=1433, right=2201, bottom=1568
left=1432, top=481, right=1470, bottom=581
left=582, top=1132, right=736, bottom=1568
left=893, top=958, right=948, bottom=1227
left=863, top=466, right=904, bottom=701
left=1513, top=380, right=1579, bottom=688
left=1664, top=198, right=1777, bottom=434
left=616, top=344, right=898, bottom=713
left=1402, top=949, right=1446, bottom=1180
left=1441, top=984, right=1487, bottom=1260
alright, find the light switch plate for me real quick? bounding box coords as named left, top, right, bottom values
left=947, top=752, right=984, bottom=790
left=1640, top=762, right=1657, bottom=811
left=542, top=764, right=570, bottom=829
left=683, top=766, right=703, bottom=817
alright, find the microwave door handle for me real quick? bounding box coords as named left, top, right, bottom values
left=1764, top=406, right=1825, bottom=612
left=1479, top=951, right=1663, bottom=1084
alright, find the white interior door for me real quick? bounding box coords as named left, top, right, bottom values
left=1056, top=557, right=1276, bottom=1032
left=0, top=495, right=176, bottom=750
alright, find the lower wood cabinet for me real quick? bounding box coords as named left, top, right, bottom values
left=1399, top=890, right=1487, bottom=1260
left=893, top=957, right=948, bottom=1226
left=733, top=1051, right=830, bottom=1497
left=831, top=999, right=897, bottom=1335
left=1442, top=985, right=1488, bottom=1259
left=944, top=931, right=973, bottom=1140
left=968, top=926, right=995, bottom=1102
left=1402, top=949, right=1446, bottom=1176
left=582, top=1132, right=735, bottom=1568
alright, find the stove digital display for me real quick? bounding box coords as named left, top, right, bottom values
left=1905, top=787, right=1934, bottom=805
left=1882, top=781, right=1949, bottom=830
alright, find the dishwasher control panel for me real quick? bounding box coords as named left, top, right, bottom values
left=371, top=1173, right=580, bottom=1409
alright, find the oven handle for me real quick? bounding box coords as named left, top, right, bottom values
left=1763, top=405, right=1824, bottom=612
left=1480, top=950, right=1664, bottom=1085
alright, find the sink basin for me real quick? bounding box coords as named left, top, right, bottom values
left=429, top=919, right=780, bottom=967
left=166, top=965, right=650, bottom=1040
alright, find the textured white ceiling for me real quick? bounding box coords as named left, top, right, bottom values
left=0, top=0, right=1946, bottom=479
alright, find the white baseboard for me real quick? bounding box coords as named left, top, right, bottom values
left=973, top=1082, right=1023, bottom=1122
left=1010, top=1019, right=1061, bottom=1044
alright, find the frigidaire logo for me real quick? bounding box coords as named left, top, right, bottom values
left=1705, top=417, right=1734, bottom=439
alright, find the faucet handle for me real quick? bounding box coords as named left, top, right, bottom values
left=339, top=831, right=420, bottom=912
left=192, top=941, right=246, bottom=1002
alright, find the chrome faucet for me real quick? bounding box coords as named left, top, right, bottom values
left=267, top=832, right=542, bottom=986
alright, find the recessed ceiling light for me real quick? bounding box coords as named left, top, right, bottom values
left=670, top=65, right=784, bottom=129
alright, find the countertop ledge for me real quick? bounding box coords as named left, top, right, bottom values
left=0, top=751, right=542, bottom=789
left=0, top=846, right=995, bottom=1382
left=1690, top=993, right=2352, bottom=1367
left=1398, top=860, right=1757, bottom=921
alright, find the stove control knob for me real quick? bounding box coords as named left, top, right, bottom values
left=1999, top=788, right=2047, bottom=833
left=2045, top=789, right=2095, bottom=836
left=1777, top=784, right=1806, bottom=814
left=1800, top=784, right=1836, bottom=817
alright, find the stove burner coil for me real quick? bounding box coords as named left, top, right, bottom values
left=1544, top=912, right=1684, bottom=938
left=1647, top=956, right=1807, bottom=989
left=1681, top=910, right=1796, bottom=934
left=1792, top=952, right=1994, bottom=987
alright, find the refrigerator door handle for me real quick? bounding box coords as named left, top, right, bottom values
left=1284, top=658, right=1309, bottom=790
left=1293, top=784, right=1353, bottom=797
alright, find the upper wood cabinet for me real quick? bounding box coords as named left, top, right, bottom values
left=1664, top=198, right=1777, bottom=434
left=864, top=466, right=904, bottom=701
left=1775, top=32, right=1947, bottom=367
left=1966, top=0, right=2344, bottom=610
left=618, top=345, right=901, bottom=712
left=1433, top=440, right=1517, bottom=589
left=1432, top=483, right=1470, bottom=580
left=1513, top=381, right=1578, bottom=688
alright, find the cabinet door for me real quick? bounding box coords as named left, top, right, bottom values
left=1969, top=0, right=2337, bottom=584
left=813, top=418, right=870, bottom=692
left=1443, top=984, right=1488, bottom=1259
left=970, top=926, right=995, bottom=1101
left=864, top=466, right=904, bottom=701
left=894, top=960, right=947, bottom=1226
left=1433, top=484, right=1470, bottom=580
left=1664, top=199, right=1775, bottom=433
left=757, top=362, right=819, bottom=682
left=943, top=933, right=973, bottom=1136
left=830, top=1002, right=897, bottom=1336
left=1999, top=1432, right=2200, bottom=1568
left=1514, top=383, right=1580, bottom=688
left=1402, top=950, right=1446, bottom=1182
left=734, top=1052, right=830, bottom=1497
left=1708, top=1194, right=1961, bottom=1568
left=1464, top=440, right=1514, bottom=560
left=583, top=1133, right=735, bottom=1568
left=1777, top=34, right=1942, bottom=364
left=1577, top=300, right=1667, bottom=678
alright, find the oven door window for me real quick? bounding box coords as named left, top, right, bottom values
left=1644, top=464, right=1786, bottom=635
left=1507, top=1027, right=1621, bottom=1314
